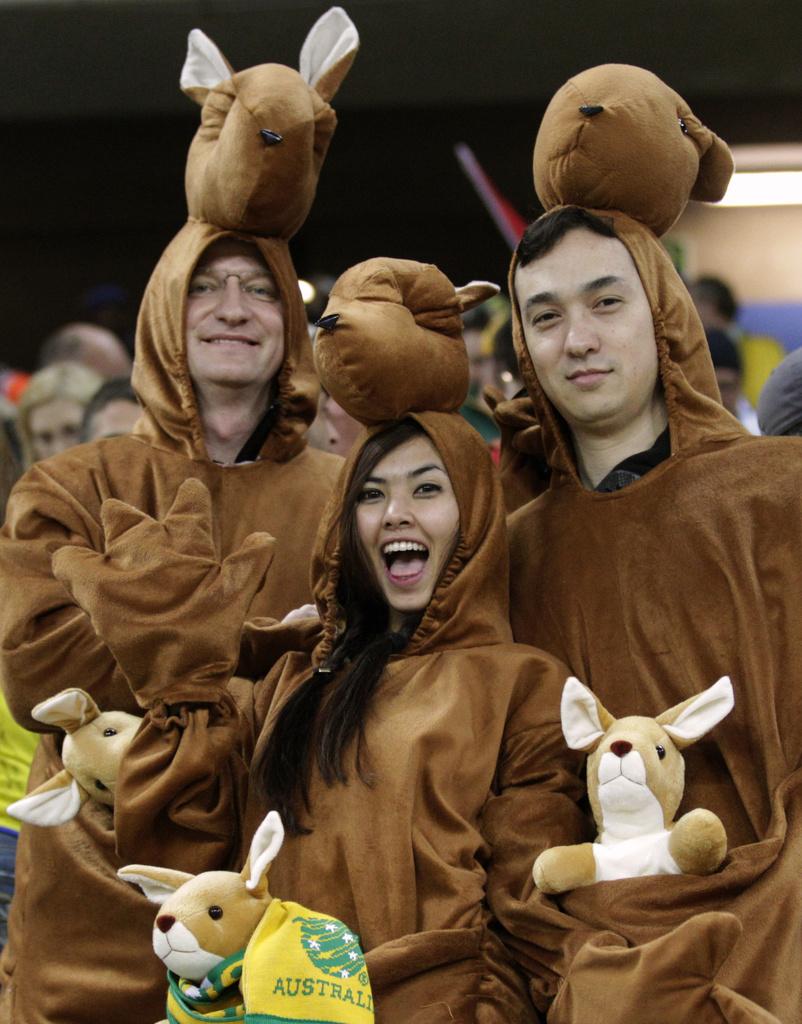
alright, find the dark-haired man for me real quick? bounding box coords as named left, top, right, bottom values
left=487, top=205, right=802, bottom=1023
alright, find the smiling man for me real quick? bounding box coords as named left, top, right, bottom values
left=485, top=202, right=802, bottom=1022
left=514, top=208, right=668, bottom=491
left=185, top=239, right=287, bottom=463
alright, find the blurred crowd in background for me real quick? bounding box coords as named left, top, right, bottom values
left=3, top=266, right=802, bottom=519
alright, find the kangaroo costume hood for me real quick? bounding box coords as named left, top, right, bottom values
left=135, top=7, right=359, bottom=461
left=489, top=64, right=802, bottom=1024
left=94, top=256, right=587, bottom=1022
left=0, top=11, right=357, bottom=1024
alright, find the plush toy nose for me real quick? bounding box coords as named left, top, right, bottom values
left=156, top=915, right=175, bottom=933
left=610, top=740, right=632, bottom=758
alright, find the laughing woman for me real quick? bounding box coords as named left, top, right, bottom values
left=53, top=259, right=586, bottom=1022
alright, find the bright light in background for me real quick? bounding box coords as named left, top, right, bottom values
left=299, top=279, right=316, bottom=304
left=719, top=171, right=802, bottom=207
left=716, top=145, right=802, bottom=207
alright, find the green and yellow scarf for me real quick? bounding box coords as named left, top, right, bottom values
left=165, top=899, right=373, bottom=1024
left=167, top=952, right=245, bottom=1023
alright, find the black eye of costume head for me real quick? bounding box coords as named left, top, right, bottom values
left=679, top=117, right=689, bottom=135
left=579, top=104, right=604, bottom=117
left=259, top=129, right=284, bottom=146
left=315, top=313, right=340, bottom=332
left=656, top=744, right=666, bottom=759
left=103, top=728, right=118, bottom=737
left=208, top=905, right=224, bottom=920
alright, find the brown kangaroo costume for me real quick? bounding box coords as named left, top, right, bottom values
left=0, top=10, right=358, bottom=1022
left=53, top=257, right=588, bottom=1021
left=491, top=64, right=801, bottom=1023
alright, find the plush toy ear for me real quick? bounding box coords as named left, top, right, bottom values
left=117, top=865, right=196, bottom=905
left=454, top=281, right=500, bottom=314
left=657, top=676, right=734, bottom=748
left=7, top=769, right=87, bottom=826
left=560, top=676, right=615, bottom=751
left=32, top=688, right=100, bottom=733
left=243, top=810, right=285, bottom=892
left=299, top=6, right=359, bottom=102
left=690, top=130, right=735, bottom=202
left=180, top=29, right=234, bottom=105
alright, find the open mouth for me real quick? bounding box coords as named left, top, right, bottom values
left=381, top=540, right=429, bottom=587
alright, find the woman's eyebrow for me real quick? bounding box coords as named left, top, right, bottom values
left=364, top=464, right=445, bottom=484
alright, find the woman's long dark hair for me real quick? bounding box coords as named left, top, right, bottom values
left=255, top=419, right=428, bottom=834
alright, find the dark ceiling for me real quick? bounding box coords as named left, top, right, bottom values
left=2, top=0, right=802, bottom=369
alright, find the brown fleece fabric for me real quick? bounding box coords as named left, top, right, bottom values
left=0, top=18, right=357, bottom=1022
left=492, top=64, right=801, bottom=1024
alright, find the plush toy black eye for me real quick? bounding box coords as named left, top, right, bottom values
left=208, top=905, right=223, bottom=920
left=94, top=779, right=108, bottom=791
left=259, top=129, right=283, bottom=146
left=656, top=745, right=666, bottom=759
left=315, top=313, right=340, bottom=332
left=678, top=118, right=689, bottom=135
left=103, top=728, right=117, bottom=737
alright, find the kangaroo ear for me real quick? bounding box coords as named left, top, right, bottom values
left=300, top=6, right=359, bottom=102
left=657, top=676, right=734, bottom=748
left=180, top=29, right=234, bottom=105
left=243, top=810, right=285, bottom=892
left=560, top=676, right=615, bottom=751
left=118, top=865, right=195, bottom=905
left=690, top=129, right=735, bottom=202
left=7, top=770, right=87, bottom=826
left=32, top=688, right=100, bottom=733
left=455, top=281, right=500, bottom=314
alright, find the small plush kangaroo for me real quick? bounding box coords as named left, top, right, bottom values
left=533, top=675, right=734, bottom=894
left=7, top=688, right=141, bottom=826
left=120, top=810, right=374, bottom=1023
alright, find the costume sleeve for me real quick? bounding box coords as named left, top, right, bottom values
left=50, top=478, right=276, bottom=708
left=0, top=467, right=126, bottom=728
left=481, top=653, right=599, bottom=1015
left=238, top=616, right=322, bottom=679
left=114, top=668, right=285, bottom=873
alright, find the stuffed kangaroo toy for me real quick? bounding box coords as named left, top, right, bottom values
left=120, top=810, right=374, bottom=1024
left=7, top=688, right=140, bottom=826
left=533, top=675, right=734, bottom=894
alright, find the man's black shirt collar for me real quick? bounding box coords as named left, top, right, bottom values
left=594, top=426, right=671, bottom=493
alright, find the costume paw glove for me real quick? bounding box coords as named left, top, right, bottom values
left=52, top=478, right=276, bottom=707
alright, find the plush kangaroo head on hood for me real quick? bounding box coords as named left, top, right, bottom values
left=533, top=63, right=733, bottom=236
left=181, top=7, right=359, bottom=238
left=313, top=257, right=498, bottom=424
